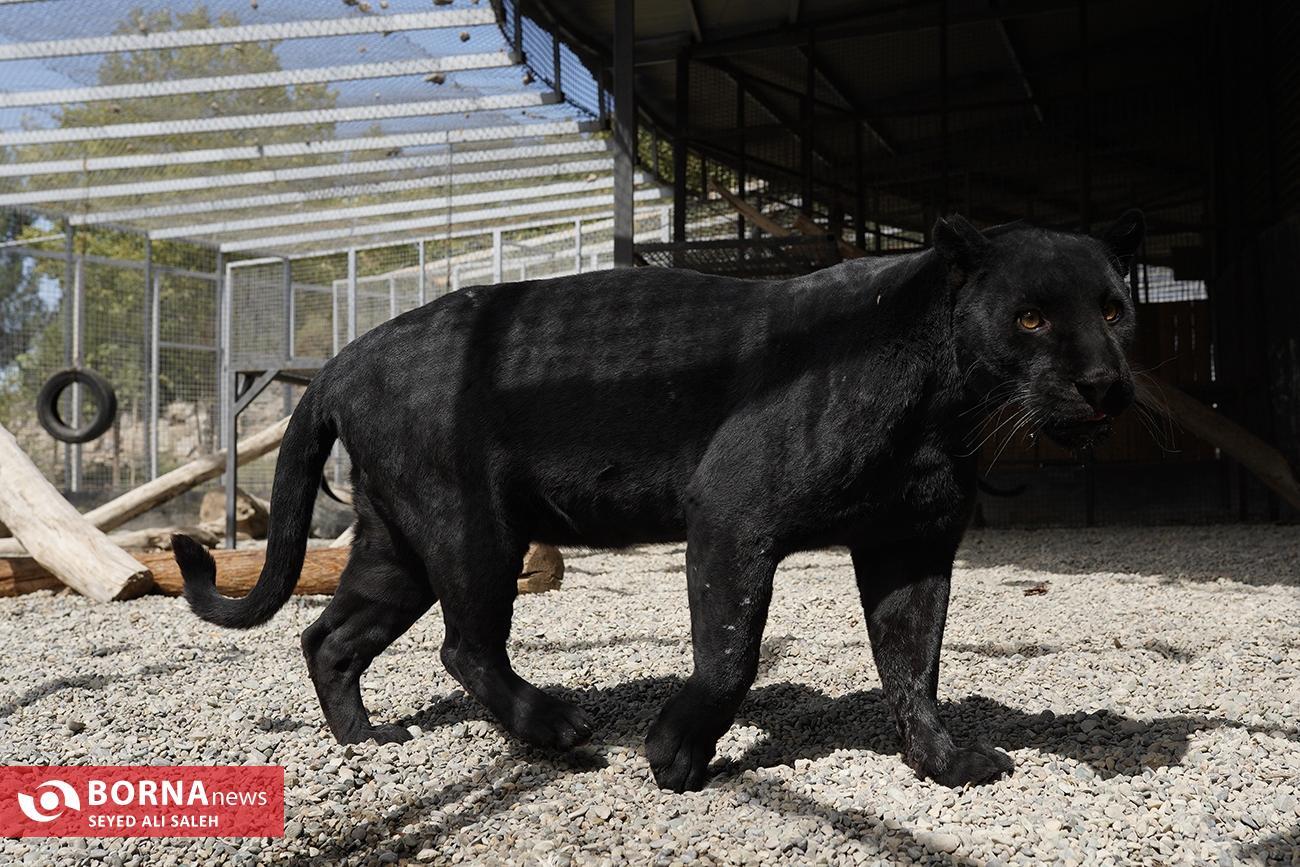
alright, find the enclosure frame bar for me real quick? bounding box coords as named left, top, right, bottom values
left=39, top=144, right=608, bottom=213
left=0, top=53, right=515, bottom=109
left=612, top=0, right=635, bottom=266
left=70, top=255, right=84, bottom=494
left=492, top=230, right=503, bottom=283
left=151, top=174, right=653, bottom=240
left=143, top=237, right=158, bottom=480
left=417, top=242, right=427, bottom=306
left=573, top=218, right=583, bottom=273
left=1, top=121, right=594, bottom=180
left=40, top=142, right=609, bottom=211
left=346, top=249, right=358, bottom=345
left=61, top=227, right=74, bottom=490
left=0, top=8, right=497, bottom=61
left=0, top=92, right=556, bottom=148
left=219, top=187, right=669, bottom=252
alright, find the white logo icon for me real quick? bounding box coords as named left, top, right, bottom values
left=17, top=780, right=81, bottom=822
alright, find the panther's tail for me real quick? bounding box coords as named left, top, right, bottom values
left=172, top=384, right=335, bottom=629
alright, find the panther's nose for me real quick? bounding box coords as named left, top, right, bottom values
left=1075, top=371, right=1119, bottom=413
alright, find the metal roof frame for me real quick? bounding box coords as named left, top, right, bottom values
left=0, top=8, right=497, bottom=61
left=0, top=53, right=515, bottom=109
left=68, top=156, right=618, bottom=226
left=0, top=91, right=556, bottom=147
left=153, top=172, right=656, bottom=241
left=1, top=138, right=609, bottom=207
left=0, top=120, right=596, bottom=179
left=221, top=187, right=670, bottom=254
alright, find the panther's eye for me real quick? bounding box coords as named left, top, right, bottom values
left=1017, top=309, right=1045, bottom=331
left=1101, top=300, right=1122, bottom=322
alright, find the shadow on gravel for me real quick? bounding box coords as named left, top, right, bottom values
left=288, top=678, right=1297, bottom=866
left=1236, top=824, right=1300, bottom=865
left=955, top=528, right=1300, bottom=586
left=0, top=662, right=186, bottom=718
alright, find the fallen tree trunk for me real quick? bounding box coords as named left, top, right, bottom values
left=1136, top=377, right=1300, bottom=512
left=0, top=416, right=289, bottom=557
left=0, top=423, right=153, bottom=601
left=0, top=547, right=346, bottom=598
left=2, top=543, right=568, bottom=599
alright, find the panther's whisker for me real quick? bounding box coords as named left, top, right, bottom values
left=986, top=406, right=1038, bottom=472
left=963, top=401, right=1031, bottom=458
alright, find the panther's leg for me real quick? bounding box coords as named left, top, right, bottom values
left=301, top=509, right=434, bottom=745
left=427, top=514, right=593, bottom=751
left=851, top=540, right=1013, bottom=786
left=646, top=520, right=778, bottom=792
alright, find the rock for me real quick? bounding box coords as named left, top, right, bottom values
left=517, top=543, right=564, bottom=594
left=198, top=488, right=270, bottom=539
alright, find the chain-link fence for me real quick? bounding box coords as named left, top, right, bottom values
left=0, top=206, right=689, bottom=509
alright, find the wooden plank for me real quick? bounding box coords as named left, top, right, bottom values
left=2, top=544, right=568, bottom=599
left=0, top=422, right=153, bottom=601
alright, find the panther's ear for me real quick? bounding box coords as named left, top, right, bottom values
left=1101, top=208, right=1145, bottom=275
left=932, top=214, right=990, bottom=286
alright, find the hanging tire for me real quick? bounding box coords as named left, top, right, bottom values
left=36, top=367, right=118, bottom=444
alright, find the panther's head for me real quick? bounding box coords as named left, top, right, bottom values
left=936, top=210, right=1145, bottom=451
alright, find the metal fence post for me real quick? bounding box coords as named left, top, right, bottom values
left=346, top=247, right=358, bottom=344
left=417, top=240, right=427, bottom=306
left=70, top=253, right=85, bottom=494
left=492, top=229, right=503, bottom=283
left=612, top=0, right=636, bottom=267
left=143, top=237, right=158, bottom=480
left=573, top=218, right=583, bottom=274
left=149, top=269, right=161, bottom=481
left=282, top=256, right=294, bottom=418
left=62, top=226, right=74, bottom=489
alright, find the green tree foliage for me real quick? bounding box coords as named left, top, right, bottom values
left=5, top=5, right=339, bottom=427
left=0, top=210, right=50, bottom=370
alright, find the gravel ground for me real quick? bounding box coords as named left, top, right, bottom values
left=2, top=525, right=1298, bottom=866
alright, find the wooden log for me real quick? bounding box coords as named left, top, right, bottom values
left=1136, top=376, right=1300, bottom=512
left=0, top=416, right=290, bottom=557
left=2, top=543, right=567, bottom=599
left=0, top=422, right=153, bottom=601
left=145, top=547, right=349, bottom=596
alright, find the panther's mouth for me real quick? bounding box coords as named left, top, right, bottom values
left=1043, top=413, right=1113, bottom=449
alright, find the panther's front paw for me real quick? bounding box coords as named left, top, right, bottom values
left=645, top=724, right=716, bottom=793
left=920, top=743, right=1014, bottom=787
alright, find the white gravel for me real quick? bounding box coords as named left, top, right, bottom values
left=2, top=525, right=1298, bottom=866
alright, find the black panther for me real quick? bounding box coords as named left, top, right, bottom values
left=174, top=210, right=1144, bottom=792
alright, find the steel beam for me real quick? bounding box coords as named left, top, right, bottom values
left=6, top=139, right=608, bottom=207
left=220, top=187, right=670, bottom=253
left=0, top=91, right=556, bottom=147
left=0, top=53, right=513, bottom=109
left=0, top=120, right=592, bottom=180
left=151, top=174, right=654, bottom=240
left=612, top=0, right=635, bottom=267
left=79, top=157, right=618, bottom=226
left=0, top=9, right=496, bottom=61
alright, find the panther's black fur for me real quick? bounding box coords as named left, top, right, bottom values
left=174, top=210, right=1144, bottom=792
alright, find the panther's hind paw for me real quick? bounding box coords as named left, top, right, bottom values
left=921, top=743, right=1013, bottom=787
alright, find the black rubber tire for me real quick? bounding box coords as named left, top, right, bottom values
left=36, top=368, right=118, bottom=445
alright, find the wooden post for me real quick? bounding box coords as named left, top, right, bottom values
left=0, top=422, right=153, bottom=601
